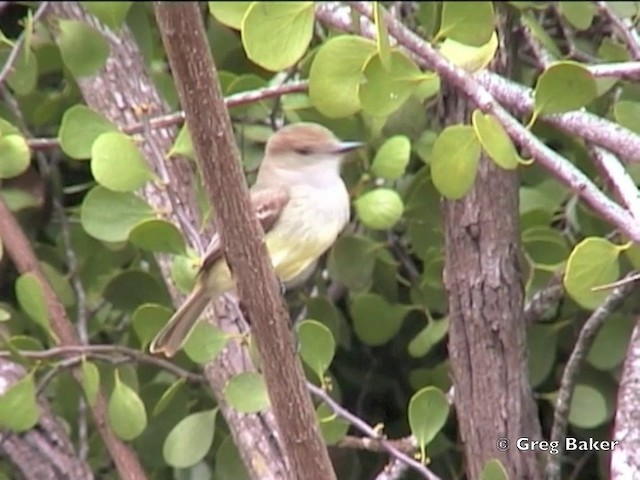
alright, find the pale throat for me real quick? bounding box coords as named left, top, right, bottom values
left=256, top=156, right=343, bottom=189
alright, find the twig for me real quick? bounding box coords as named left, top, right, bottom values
left=523, top=278, right=564, bottom=325
left=546, top=271, right=638, bottom=480
left=0, top=2, right=49, bottom=84
left=307, top=382, right=441, bottom=480
left=0, top=344, right=206, bottom=384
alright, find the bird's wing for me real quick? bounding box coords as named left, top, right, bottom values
left=199, top=186, right=290, bottom=273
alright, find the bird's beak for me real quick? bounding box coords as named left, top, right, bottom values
left=332, top=141, right=365, bottom=154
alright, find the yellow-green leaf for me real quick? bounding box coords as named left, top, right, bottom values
left=472, top=110, right=519, bottom=170
left=534, top=61, right=597, bottom=116
left=430, top=125, right=481, bottom=199
left=108, top=371, right=147, bottom=440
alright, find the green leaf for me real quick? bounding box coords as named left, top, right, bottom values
left=350, top=293, right=407, bottom=346
left=214, top=436, right=251, bottom=480
left=317, top=402, right=349, bottom=445
left=568, top=384, right=609, bottom=428
left=81, top=359, right=100, bottom=407
left=224, top=373, right=270, bottom=414
left=408, top=386, right=449, bottom=461
left=166, top=123, right=195, bottom=161
left=104, top=270, right=168, bottom=312
left=0, top=372, right=39, bottom=432
left=80, top=186, right=155, bottom=242
left=4, top=48, right=37, bottom=95
left=81, top=2, right=132, bottom=30
left=108, top=371, right=147, bottom=440
left=132, top=304, right=172, bottom=349
left=559, top=1, right=595, bottom=30
left=15, top=273, right=51, bottom=334
left=527, top=324, right=558, bottom=387
left=129, top=219, right=186, bottom=255
left=480, top=460, right=509, bottom=480
left=327, top=235, right=378, bottom=292
left=563, top=237, right=621, bottom=310
left=58, top=105, right=117, bottom=160
left=534, top=61, right=598, bottom=116
left=297, top=320, right=335, bottom=381
left=439, top=2, right=495, bottom=46
left=309, top=35, right=376, bottom=118
left=587, top=314, right=636, bottom=371
left=438, top=32, right=498, bottom=72
left=360, top=51, right=433, bottom=117
left=0, top=135, right=30, bottom=179
left=57, top=20, right=110, bottom=77
left=354, top=188, right=404, bottom=231
left=521, top=13, right=562, bottom=58
left=91, top=132, right=154, bottom=192
left=163, top=409, right=217, bottom=468
left=522, top=226, right=569, bottom=270
left=241, top=2, right=314, bottom=71
left=152, top=378, right=186, bottom=416
left=184, top=323, right=231, bottom=364
left=371, top=135, right=411, bottom=180
left=408, top=318, right=449, bottom=358
left=373, top=2, right=391, bottom=69
left=208, top=2, right=252, bottom=29
left=614, top=100, right=640, bottom=135
left=430, top=125, right=481, bottom=199
left=472, top=110, right=519, bottom=170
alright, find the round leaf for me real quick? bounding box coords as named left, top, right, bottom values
left=568, top=384, right=609, bottom=429
left=430, top=125, right=481, bottom=199
left=563, top=237, right=620, bottom=310
left=0, top=135, right=30, bottom=179
left=132, top=304, right=172, bottom=349
left=371, top=135, right=411, bottom=180
left=408, top=318, right=449, bottom=358
left=241, top=2, right=314, bottom=71
left=184, top=323, right=231, bottom=364
left=208, top=2, right=252, bottom=29
left=438, top=32, right=498, bottom=73
left=91, top=132, right=153, bottom=192
left=57, top=20, right=109, bottom=77
left=58, top=105, right=117, bottom=160
left=408, top=386, right=449, bottom=460
left=163, top=409, right=217, bottom=468
left=472, top=110, right=519, bottom=170
left=527, top=324, right=558, bottom=387
left=587, top=314, right=636, bottom=371
left=309, top=36, right=376, bottom=118
left=0, top=372, right=39, bottom=432
left=439, top=1, right=495, bottom=46
left=108, top=371, right=147, bottom=441
left=15, top=273, right=51, bottom=335
left=130, top=219, right=186, bottom=254
left=317, top=402, right=349, bottom=445
left=559, top=1, right=595, bottom=30
left=80, top=186, right=155, bottom=242
left=480, top=460, right=509, bottom=480
left=4, top=48, right=37, bottom=95
left=327, top=235, right=378, bottom=292
left=224, top=373, right=270, bottom=414
left=81, top=2, right=132, bottom=30
left=350, top=293, right=407, bottom=346
left=297, top=320, right=336, bottom=380
left=534, top=61, right=598, bottom=115
left=354, top=188, right=404, bottom=231
left=81, top=359, right=100, bottom=408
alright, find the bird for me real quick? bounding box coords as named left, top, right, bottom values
left=150, top=122, right=363, bottom=357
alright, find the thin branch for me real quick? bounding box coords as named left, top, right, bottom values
left=0, top=2, right=49, bottom=84
left=523, top=277, right=565, bottom=325
left=307, top=382, right=441, bottom=480
left=547, top=272, right=638, bottom=480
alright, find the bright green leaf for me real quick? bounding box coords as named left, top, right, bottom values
left=130, top=219, right=186, bottom=255
left=559, top=1, right=595, bottom=30
left=614, top=100, right=640, bottom=135
left=472, top=110, right=519, bottom=170
left=371, top=135, right=411, bottom=180
left=350, top=293, right=407, bottom=346
left=408, top=386, right=449, bottom=461
left=355, top=188, right=404, bottom=231
left=373, top=2, right=391, bottom=69
left=480, top=460, right=509, bottom=480
left=408, top=318, right=449, bottom=358
left=438, top=32, right=498, bottom=72
left=297, top=320, right=335, bottom=380
left=317, top=402, right=349, bottom=445
left=57, top=20, right=110, bottom=77
left=208, top=2, right=252, bottom=29
left=563, top=237, right=621, bottom=310
left=184, top=322, right=231, bottom=364
left=224, top=373, right=270, bottom=413
left=0, top=135, right=30, bottom=179
left=4, top=48, right=37, bottom=95
left=91, top=132, right=153, bottom=192
left=0, top=372, right=39, bottom=432
left=108, top=371, right=147, bottom=440
left=309, top=36, right=376, bottom=118
left=81, top=359, right=100, bottom=407
left=439, top=2, right=495, bottom=46
left=132, top=304, right=172, bottom=349
left=167, top=123, right=195, bottom=161
left=241, top=2, right=314, bottom=71
left=58, top=104, right=117, bottom=160
left=163, top=409, right=217, bottom=468
left=430, top=125, right=481, bottom=199
left=534, top=61, right=598, bottom=116
left=80, top=186, right=155, bottom=242
left=15, top=273, right=51, bottom=334
left=568, top=384, right=609, bottom=428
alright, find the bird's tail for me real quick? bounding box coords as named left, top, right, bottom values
left=150, top=283, right=212, bottom=357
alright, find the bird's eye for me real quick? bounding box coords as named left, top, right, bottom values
left=294, top=147, right=312, bottom=155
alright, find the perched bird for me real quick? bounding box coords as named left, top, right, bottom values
left=150, top=122, right=363, bottom=357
